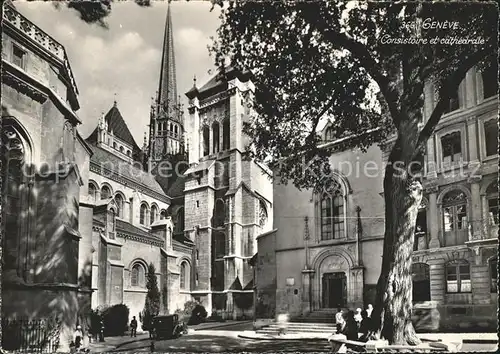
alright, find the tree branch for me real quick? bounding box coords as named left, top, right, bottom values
left=416, top=44, right=494, bottom=151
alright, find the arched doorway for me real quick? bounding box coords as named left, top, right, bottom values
left=322, top=272, right=347, bottom=308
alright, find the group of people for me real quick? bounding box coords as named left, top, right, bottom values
left=334, top=304, right=375, bottom=342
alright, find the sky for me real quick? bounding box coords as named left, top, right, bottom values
left=16, top=0, right=222, bottom=147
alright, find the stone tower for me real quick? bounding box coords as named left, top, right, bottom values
left=184, top=66, right=274, bottom=316
left=148, top=3, right=185, bottom=171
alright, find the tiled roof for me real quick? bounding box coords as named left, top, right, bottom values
left=184, top=159, right=215, bottom=175
left=116, top=219, right=153, bottom=238
left=88, top=145, right=167, bottom=197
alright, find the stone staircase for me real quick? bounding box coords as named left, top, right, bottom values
left=255, top=321, right=337, bottom=336
left=291, top=308, right=344, bottom=323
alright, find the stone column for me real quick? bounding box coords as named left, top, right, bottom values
left=123, top=200, right=130, bottom=221
left=481, top=195, right=490, bottom=239
left=466, top=116, right=479, bottom=164
left=426, top=138, right=437, bottom=178
left=301, top=269, right=314, bottom=315
left=428, top=186, right=441, bottom=248
left=428, top=258, right=445, bottom=304
left=468, top=175, right=482, bottom=240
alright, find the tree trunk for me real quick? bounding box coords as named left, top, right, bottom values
left=371, top=123, right=423, bottom=345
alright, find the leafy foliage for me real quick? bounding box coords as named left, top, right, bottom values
left=99, top=304, right=129, bottom=336
left=210, top=1, right=496, bottom=192
left=141, top=263, right=161, bottom=331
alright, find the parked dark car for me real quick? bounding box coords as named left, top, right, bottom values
left=150, top=315, right=186, bottom=340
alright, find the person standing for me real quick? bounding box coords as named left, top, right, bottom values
left=73, top=325, right=83, bottom=352
left=342, top=310, right=359, bottom=341
left=366, top=304, right=373, bottom=318
left=354, top=308, right=362, bottom=329
left=335, top=308, right=344, bottom=333
left=130, top=316, right=138, bottom=337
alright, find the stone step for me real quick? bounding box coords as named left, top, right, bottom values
left=256, top=327, right=335, bottom=335
left=270, top=322, right=336, bottom=328
left=266, top=324, right=336, bottom=332
left=291, top=317, right=336, bottom=323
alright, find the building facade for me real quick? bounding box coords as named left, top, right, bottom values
left=1, top=2, right=87, bottom=351
left=183, top=66, right=274, bottom=316
left=255, top=62, right=498, bottom=330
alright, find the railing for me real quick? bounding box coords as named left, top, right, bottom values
left=3, top=4, right=78, bottom=95
left=1, top=317, right=62, bottom=353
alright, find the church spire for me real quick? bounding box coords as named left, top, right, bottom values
left=157, top=2, right=178, bottom=121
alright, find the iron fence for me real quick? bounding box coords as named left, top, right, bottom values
left=1, top=317, right=62, bottom=353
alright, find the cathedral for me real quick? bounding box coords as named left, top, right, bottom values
left=1, top=2, right=273, bottom=351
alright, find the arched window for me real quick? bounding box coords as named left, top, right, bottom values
left=489, top=257, right=497, bottom=293
left=127, top=150, right=131, bottom=157
left=170, top=123, right=173, bottom=132
left=446, top=259, right=471, bottom=293
left=63, top=121, right=74, bottom=162
left=131, top=263, right=146, bottom=287
left=140, top=203, right=149, bottom=226
left=119, top=146, right=124, bottom=153
left=114, top=194, right=124, bottom=218
left=113, top=142, right=117, bottom=149
left=481, top=62, right=498, bottom=99
left=2, top=123, right=30, bottom=274
left=101, top=185, right=111, bottom=200
left=412, top=263, right=430, bottom=302
left=486, top=182, right=498, bottom=226
left=88, top=182, right=98, bottom=201
left=180, top=261, right=189, bottom=290
left=160, top=209, right=166, bottom=220
left=325, top=127, right=334, bottom=141
left=212, top=122, right=220, bottom=153
left=214, top=199, right=225, bottom=227
left=174, top=125, right=178, bottom=137
left=176, top=207, right=185, bottom=234
left=150, top=205, right=158, bottom=225
left=222, top=118, right=230, bottom=150
left=442, top=190, right=468, bottom=246
left=258, top=200, right=268, bottom=228
left=202, top=126, right=210, bottom=156
left=320, top=182, right=345, bottom=240
left=484, top=119, right=498, bottom=157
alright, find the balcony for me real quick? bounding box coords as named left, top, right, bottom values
left=3, top=4, right=78, bottom=95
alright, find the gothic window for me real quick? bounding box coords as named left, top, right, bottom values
left=114, top=193, right=124, bottom=218
left=320, top=182, right=345, bottom=240
left=212, top=122, right=220, bottom=153
left=63, top=121, right=74, bottom=162
left=131, top=263, right=146, bottom=287
left=222, top=119, right=230, bottom=150
left=443, top=88, right=460, bottom=114
left=441, top=132, right=462, bottom=166
left=101, top=185, right=111, bottom=200
left=140, top=203, right=149, bottom=226
left=325, top=127, right=334, bottom=142
left=489, top=257, right=497, bottom=293
left=214, top=199, right=225, bottom=227
left=258, top=201, right=268, bottom=228
left=176, top=207, right=185, bottom=234
left=412, top=263, right=430, bottom=302
left=203, top=126, right=210, bottom=156
left=160, top=209, right=166, bottom=220
left=2, top=124, right=29, bottom=274
left=180, top=261, right=189, bottom=290
left=108, top=208, right=116, bottom=233
left=446, top=260, right=471, bottom=293
left=486, top=182, right=498, bottom=225
left=150, top=205, right=158, bottom=225
left=484, top=119, right=498, bottom=157
left=88, top=182, right=98, bottom=201
left=481, top=62, right=498, bottom=99
left=12, top=44, right=26, bottom=69
left=442, top=190, right=468, bottom=246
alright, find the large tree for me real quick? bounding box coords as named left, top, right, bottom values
left=210, top=1, right=497, bottom=345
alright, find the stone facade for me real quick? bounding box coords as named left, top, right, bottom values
left=257, top=63, right=498, bottom=330
left=184, top=68, right=274, bottom=317
left=2, top=3, right=85, bottom=351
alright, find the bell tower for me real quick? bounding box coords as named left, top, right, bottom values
left=148, top=2, right=186, bottom=171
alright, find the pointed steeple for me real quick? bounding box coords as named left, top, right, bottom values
left=157, top=2, right=179, bottom=121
